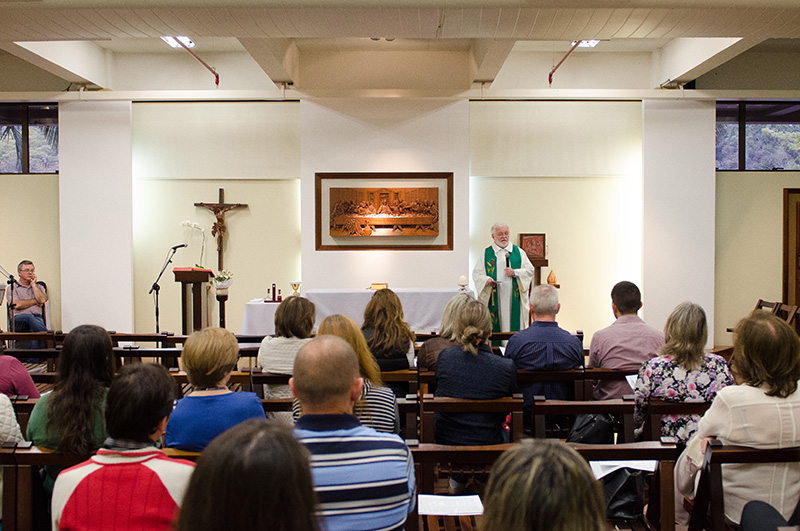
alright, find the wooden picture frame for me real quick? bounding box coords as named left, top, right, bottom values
left=519, top=233, right=546, bottom=261
left=316, top=172, right=453, bottom=251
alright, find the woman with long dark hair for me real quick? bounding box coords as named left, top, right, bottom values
left=27, top=324, right=116, bottom=492
left=177, top=419, right=320, bottom=531
left=361, top=288, right=415, bottom=372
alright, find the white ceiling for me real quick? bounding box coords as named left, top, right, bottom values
left=1, top=0, right=799, bottom=94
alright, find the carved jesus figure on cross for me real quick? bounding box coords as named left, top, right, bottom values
left=195, top=188, right=247, bottom=270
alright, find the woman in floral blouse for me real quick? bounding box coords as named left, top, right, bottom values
left=633, top=302, right=733, bottom=444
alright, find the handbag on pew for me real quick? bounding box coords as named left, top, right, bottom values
left=565, top=413, right=615, bottom=444
left=601, top=467, right=646, bottom=521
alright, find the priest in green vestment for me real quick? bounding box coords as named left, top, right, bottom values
left=472, top=223, right=535, bottom=333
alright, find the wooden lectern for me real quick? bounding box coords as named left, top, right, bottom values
left=173, top=268, right=213, bottom=334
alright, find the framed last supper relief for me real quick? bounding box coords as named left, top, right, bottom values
left=315, top=172, right=453, bottom=251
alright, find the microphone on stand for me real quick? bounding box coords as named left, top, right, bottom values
left=171, top=243, right=188, bottom=250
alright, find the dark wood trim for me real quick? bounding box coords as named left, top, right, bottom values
left=315, top=172, right=454, bottom=251
left=784, top=189, right=800, bottom=304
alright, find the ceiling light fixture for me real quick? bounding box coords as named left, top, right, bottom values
left=161, top=35, right=195, bottom=48
left=571, top=39, right=600, bottom=48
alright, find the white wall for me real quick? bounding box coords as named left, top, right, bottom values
left=59, top=101, right=134, bottom=331
left=714, top=171, right=798, bottom=344
left=642, top=100, right=717, bottom=343
left=300, top=99, right=470, bottom=291
left=492, top=50, right=654, bottom=90
left=469, top=101, right=644, bottom=343
left=0, top=175, right=61, bottom=329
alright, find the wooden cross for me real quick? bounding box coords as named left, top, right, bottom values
left=195, top=188, right=247, bottom=270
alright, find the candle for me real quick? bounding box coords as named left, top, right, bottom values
left=459, top=275, right=467, bottom=284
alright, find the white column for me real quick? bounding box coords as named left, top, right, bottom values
left=642, top=100, right=716, bottom=343
left=59, top=101, right=134, bottom=331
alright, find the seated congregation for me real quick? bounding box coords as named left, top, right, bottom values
left=2, top=283, right=800, bottom=531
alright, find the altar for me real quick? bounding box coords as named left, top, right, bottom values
left=241, top=287, right=473, bottom=335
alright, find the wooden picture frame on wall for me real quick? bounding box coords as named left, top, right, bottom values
left=519, top=233, right=546, bottom=261
left=315, top=172, right=454, bottom=251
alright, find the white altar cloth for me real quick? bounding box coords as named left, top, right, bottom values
left=241, top=300, right=280, bottom=335
left=241, top=288, right=473, bottom=335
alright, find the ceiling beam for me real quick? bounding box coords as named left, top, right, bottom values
left=653, top=37, right=762, bottom=88
left=0, top=41, right=110, bottom=88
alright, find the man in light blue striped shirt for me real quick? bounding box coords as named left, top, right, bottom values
left=291, top=335, right=416, bottom=531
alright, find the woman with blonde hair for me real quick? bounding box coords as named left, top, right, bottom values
left=482, top=439, right=606, bottom=531
left=166, top=327, right=265, bottom=451
left=361, top=288, right=416, bottom=372
left=418, top=292, right=474, bottom=371
left=633, top=302, right=733, bottom=443
left=258, top=296, right=316, bottom=398
left=434, top=299, right=516, bottom=446
left=293, top=314, right=399, bottom=433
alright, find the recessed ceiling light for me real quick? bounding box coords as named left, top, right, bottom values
left=161, top=35, right=195, bottom=48
left=571, top=40, right=600, bottom=48
left=176, top=36, right=195, bottom=48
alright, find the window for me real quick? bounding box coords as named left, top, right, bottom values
left=717, top=102, right=800, bottom=171
left=0, top=103, right=58, bottom=174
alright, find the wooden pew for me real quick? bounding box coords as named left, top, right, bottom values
left=0, top=332, right=58, bottom=349
left=8, top=397, right=36, bottom=435
left=0, top=444, right=204, bottom=531
left=418, top=394, right=524, bottom=444
left=688, top=440, right=800, bottom=531
left=516, top=367, right=586, bottom=399
left=644, top=398, right=712, bottom=442
left=406, top=440, right=678, bottom=531
left=530, top=397, right=636, bottom=442
left=583, top=366, right=640, bottom=399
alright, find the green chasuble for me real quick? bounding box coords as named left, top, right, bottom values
left=484, top=245, right=522, bottom=333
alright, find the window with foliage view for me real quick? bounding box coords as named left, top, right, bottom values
left=0, top=103, right=58, bottom=174
left=717, top=102, right=800, bottom=171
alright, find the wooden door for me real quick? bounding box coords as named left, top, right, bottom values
left=783, top=189, right=800, bottom=305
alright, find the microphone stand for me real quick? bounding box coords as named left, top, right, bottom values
left=0, top=264, right=17, bottom=333
left=149, top=247, right=178, bottom=334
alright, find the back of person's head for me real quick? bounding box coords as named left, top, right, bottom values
left=659, top=302, right=707, bottom=371
left=457, top=300, right=492, bottom=356
left=363, top=288, right=404, bottom=327
left=732, top=310, right=800, bottom=398
left=177, top=419, right=320, bottom=531
left=611, top=281, right=641, bottom=315
left=182, top=327, right=239, bottom=389
left=105, top=363, right=176, bottom=442
left=482, top=439, right=606, bottom=531
left=274, top=296, right=316, bottom=339
left=58, top=324, right=115, bottom=386
left=439, top=293, right=475, bottom=341
left=530, top=285, right=559, bottom=316
left=318, top=314, right=381, bottom=385
left=292, top=335, right=360, bottom=409
left=49, top=324, right=116, bottom=453
left=362, top=288, right=415, bottom=353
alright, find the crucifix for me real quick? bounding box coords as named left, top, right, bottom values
left=195, top=188, right=247, bottom=270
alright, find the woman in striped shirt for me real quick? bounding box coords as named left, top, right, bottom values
left=294, top=314, right=399, bottom=433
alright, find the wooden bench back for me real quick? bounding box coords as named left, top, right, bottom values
left=645, top=398, right=712, bottom=441
left=688, top=440, right=800, bottom=531
left=531, top=397, right=636, bottom=442
left=418, top=394, right=524, bottom=444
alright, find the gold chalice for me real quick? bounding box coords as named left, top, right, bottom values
left=290, top=281, right=301, bottom=297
